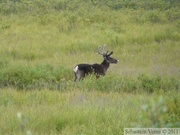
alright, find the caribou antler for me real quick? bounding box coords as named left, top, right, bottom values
left=103, top=44, right=106, bottom=53
left=107, top=51, right=113, bottom=56
left=98, top=46, right=103, bottom=55
left=98, top=44, right=107, bottom=55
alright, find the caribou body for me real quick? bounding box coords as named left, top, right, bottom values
left=73, top=44, right=119, bottom=81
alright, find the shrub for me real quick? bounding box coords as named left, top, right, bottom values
left=0, top=63, right=179, bottom=92
left=0, top=64, right=72, bottom=90
left=166, top=96, right=180, bottom=125
left=138, top=74, right=161, bottom=92
left=138, top=96, right=180, bottom=127
left=146, top=11, right=163, bottom=23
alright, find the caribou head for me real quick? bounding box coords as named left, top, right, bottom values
left=98, top=44, right=119, bottom=64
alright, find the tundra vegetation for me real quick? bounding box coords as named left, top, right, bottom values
left=0, top=0, right=179, bottom=134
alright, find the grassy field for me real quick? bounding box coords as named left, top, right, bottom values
left=0, top=0, right=180, bottom=134
left=0, top=89, right=179, bottom=135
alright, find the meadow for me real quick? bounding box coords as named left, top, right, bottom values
left=0, top=0, right=180, bottom=134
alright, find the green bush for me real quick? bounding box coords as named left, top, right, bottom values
left=0, top=64, right=179, bottom=92
left=138, top=96, right=180, bottom=127
left=138, top=74, right=161, bottom=92
left=0, top=0, right=179, bottom=16
left=166, top=96, right=180, bottom=125
left=74, top=75, right=138, bottom=92
left=0, top=64, right=72, bottom=90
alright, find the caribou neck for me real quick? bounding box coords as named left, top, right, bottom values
left=101, top=60, right=110, bottom=72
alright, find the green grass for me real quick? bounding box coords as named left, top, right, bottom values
left=0, top=0, right=180, bottom=134
left=0, top=17, right=179, bottom=89
left=0, top=89, right=179, bottom=135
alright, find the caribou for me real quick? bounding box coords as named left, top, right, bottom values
left=73, top=44, right=119, bottom=81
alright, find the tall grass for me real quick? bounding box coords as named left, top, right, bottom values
left=0, top=0, right=179, bottom=90
left=0, top=89, right=179, bottom=134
